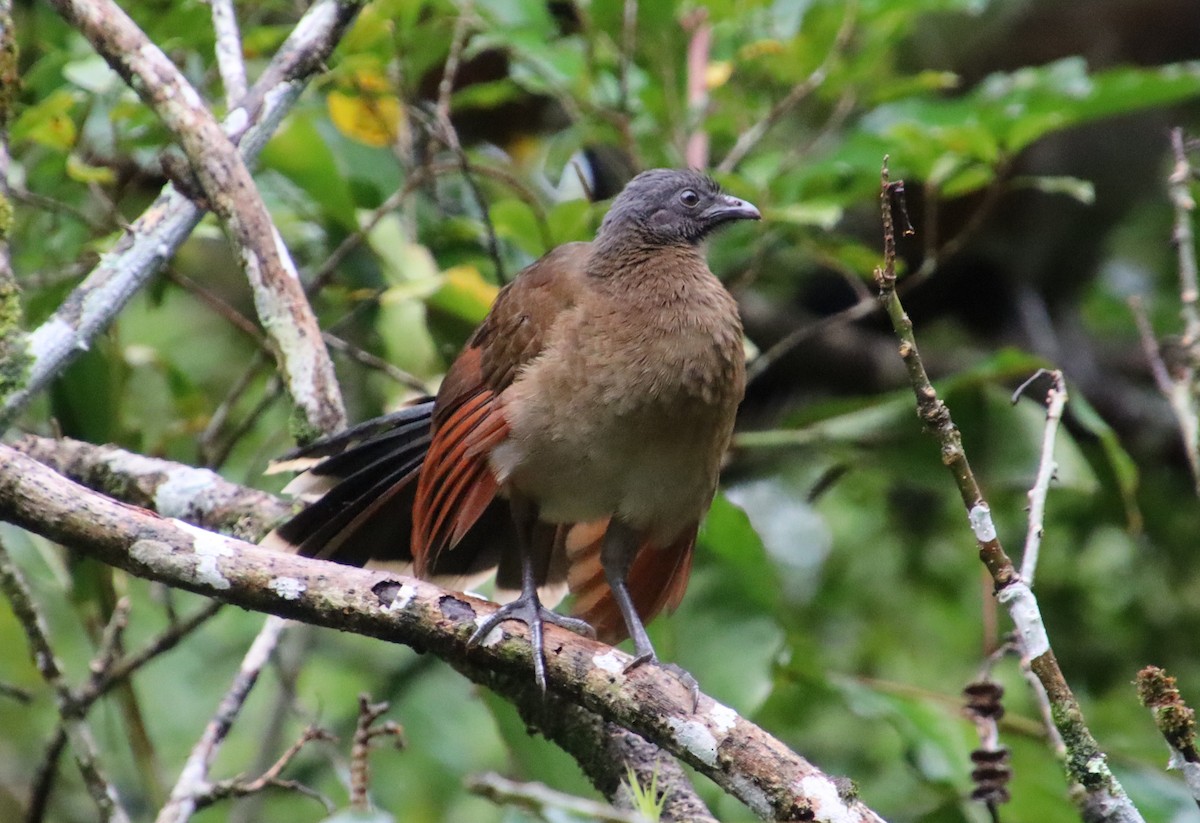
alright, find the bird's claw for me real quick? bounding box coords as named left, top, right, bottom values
left=469, top=597, right=595, bottom=693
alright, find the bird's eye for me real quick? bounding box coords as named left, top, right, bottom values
left=679, top=189, right=700, bottom=208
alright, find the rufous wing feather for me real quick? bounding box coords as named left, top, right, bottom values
left=566, top=523, right=697, bottom=644
left=412, top=347, right=511, bottom=574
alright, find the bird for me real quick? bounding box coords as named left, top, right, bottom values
left=264, top=168, right=760, bottom=693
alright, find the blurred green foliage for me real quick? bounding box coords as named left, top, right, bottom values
left=4, top=0, right=1200, bottom=821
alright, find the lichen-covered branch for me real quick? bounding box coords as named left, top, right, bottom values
left=873, top=159, right=1144, bottom=823
left=45, top=0, right=345, bottom=437
left=0, top=444, right=884, bottom=823
left=0, top=0, right=361, bottom=432
left=1013, top=369, right=1068, bottom=585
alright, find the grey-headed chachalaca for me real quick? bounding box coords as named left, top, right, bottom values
left=265, top=168, right=760, bottom=692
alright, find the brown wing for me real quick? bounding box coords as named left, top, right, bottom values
left=412, top=242, right=593, bottom=573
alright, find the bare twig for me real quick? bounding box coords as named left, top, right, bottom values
left=2, top=0, right=361, bottom=432
left=349, top=695, right=405, bottom=810
left=0, top=681, right=33, bottom=702
left=1153, top=128, right=1200, bottom=493
left=469, top=772, right=651, bottom=823
left=1130, top=296, right=1177, bottom=396
left=322, top=332, right=429, bottom=392
left=874, top=158, right=1144, bottom=823
left=198, top=725, right=335, bottom=812
left=1011, top=369, right=1067, bottom=585
left=1019, top=647, right=1066, bottom=757
left=198, top=352, right=270, bottom=468
left=430, top=4, right=506, bottom=281
left=0, top=540, right=132, bottom=823
left=617, top=0, right=638, bottom=115
left=0, top=445, right=885, bottom=823
left=681, top=8, right=710, bottom=170
left=1170, top=129, right=1200, bottom=364
left=156, top=615, right=290, bottom=823
left=26, top=599, right=224, bottom=823
left=208, top=0, right=247, bottom=108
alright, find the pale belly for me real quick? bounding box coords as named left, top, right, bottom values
left=490, top=400, right=732, bottom=544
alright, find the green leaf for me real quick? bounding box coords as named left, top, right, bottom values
left=489, top=198, right=548, bottom=258
left=12, top=89, right=78, bottom=151
left=261, top=111, right=360, bottom=234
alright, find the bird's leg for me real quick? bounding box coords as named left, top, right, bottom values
left=468, top=502, right=594, bottom=692
left=601, top=520, right=700, bottom=708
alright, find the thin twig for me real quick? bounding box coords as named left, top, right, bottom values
left=198, top=352, right=270, bottom=468
left=1170, top=129, right=1200, bottom=362
left=155, top=615, right=289, bottom=823
left=197, top=725, right=336, bottom=813
left=89, top=601, right=225, bottom=701
left=0, top=681, right=33, bottom=702
left=1011, top=369, right=1067, bottom=585
left=0, top=540, right=132, bottom=823
left=1161, top=128, right=1200, bottom=493
left=681, top=8, right=710, bottom=170
left=349, top=694, right=405, bottom=810
left=208, top=0, right=247, bottom=108
left=322, top=332, right=428, bottom=392
left=874, top=157, right=1145, bottom=823
left=468, top=772, right=651, bottom=823
left=431, top=3, right=506, bottom=281
left=617, top=0, right=637, bottom=115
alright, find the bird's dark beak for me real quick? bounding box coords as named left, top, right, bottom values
left=702, top=194, right=761, bottom=227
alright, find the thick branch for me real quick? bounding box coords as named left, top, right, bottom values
left=0, top=445, right=884, bottom=823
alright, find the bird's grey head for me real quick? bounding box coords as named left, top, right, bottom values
left=597, top=169, right=761, bottom=248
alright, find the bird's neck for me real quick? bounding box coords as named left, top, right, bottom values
left=587, top=236, right=707, bottom=285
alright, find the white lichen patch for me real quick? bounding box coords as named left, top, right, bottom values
left=968, top=503, right=997, bottom=542
left=155, top=465, right=221, bottom=519
left=797, top=775, right=856, bottom=823
left=997, top=580, right=1051, bottom=659
left=472, top=617, right=505, bottom=647
left=384, top=583, right=417, bottom=612
left=224, top=106, right=248, bottom=134
left=171, top=519, right=233, bottom=590
left=592, top=649, right=625, bottom=674
left=708, top=701, right=738, bottom=735
left=665, top=717, right=719, bottom=767
left=268, top=576, right=306, bottom=600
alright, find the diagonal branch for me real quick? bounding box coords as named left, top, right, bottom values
left=1, top=0, right=361, bottom=433
left=45, top=0, right=345, bottom=436
left=873, top=159, right=1143, bottom=823
left=0, top=443, right=885, bottom=823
